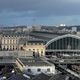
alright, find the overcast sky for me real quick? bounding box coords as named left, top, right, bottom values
left=0, top=0, right=80, bottom=26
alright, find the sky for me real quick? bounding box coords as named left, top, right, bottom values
left=0, top=0, right=80, bottom=26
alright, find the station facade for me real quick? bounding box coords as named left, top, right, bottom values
left=45, top=34, right=80, bottom=57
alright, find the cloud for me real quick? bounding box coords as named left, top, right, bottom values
left=0, top=10, right=36, bottom=18
left=0, top=0, right=80, bottom=16
left=0, top=0, right=80, bottom=26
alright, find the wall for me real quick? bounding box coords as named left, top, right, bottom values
left=23, top=43, right=45, bottom=56
left=24, top=66, right=55, bottom=75
left=1, top=36, right=18, bottom=50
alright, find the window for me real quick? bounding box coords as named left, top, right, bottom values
left=3, top=46, right=5, bottom=50
left=7, top=40, right=9, bottom=44
left=29, top=49, right=31, bottom=51
left=10, top=40, right=12, bottom=44
left=16, top=47, right=17, bottom=50
left=31, top=43, right=33, bottom=45
left=24, top=43, right=26, bottom=46
left=13, top=46, right=14, bottom=50
left=33, top=49, right=35, bottom=51
left=33, top=52, right=35, bottom=57
left=41, top=50, right=43, bottom=53
left=4, top=40, right=5, bottom=44
left=27, top=69, right=31, bottom=72
left=47, top=68, right=50, bottom=72
left=20, top=47, right=23, bottom=50
left=41, top=53, right=43, bottom=56
left=37, top=68, right=41, bottom=72
left=37, top=49, right=39, bottom=51
left=35, top=43, right=37, bottom=45
left=7, top=48, right=8, bottom=50
left=13, top=40, right=14, bottom=44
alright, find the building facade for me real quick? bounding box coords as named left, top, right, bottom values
left=0, top=34, right=46, bottom=57
left=23, top=40, right=45, bottom=56
left=45, top=34, right=80, bottom=57
left=0, top=33, right=80, bottom=57
left=1, top=36, right=18, bottom=50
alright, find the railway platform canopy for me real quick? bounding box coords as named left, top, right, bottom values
left=45, top=34, right=80, bottom=57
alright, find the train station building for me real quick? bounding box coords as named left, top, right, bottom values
left=45, top=34, right=80, bottom=57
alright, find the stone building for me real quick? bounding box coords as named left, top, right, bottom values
left=0, top=32, right=46, bottom=57
left=19, top=39, right=46, bottom=56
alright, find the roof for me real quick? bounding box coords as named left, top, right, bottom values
left=46, top=34, right=80, bottom=47
left=2, top=31, right=29, bottom=37
left=27, top=40, right=46, bottom=44
left=19, top=38, right=27, bottom=44
left=19, top=38, right=46, bottom=45
left=19, top=57, right=51, bottom=66
left=49, top=73, right=80, bottom=80
left=31, top=73, right=51, bottom=80
left=7, top=73, right=29, bottom=80
left=49, top=73, right=68, bottom=80
left=30, top=32, right=59, bottom=41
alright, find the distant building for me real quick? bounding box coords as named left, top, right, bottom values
left=72, top=27, right=77, bottom=32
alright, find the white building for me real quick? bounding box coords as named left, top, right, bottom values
left=25, top=66, right=55, bottom=75
left=20, top=57, right=55, bottom=75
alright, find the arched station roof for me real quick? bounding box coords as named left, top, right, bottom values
left=45, top=34, right=80, bottom=48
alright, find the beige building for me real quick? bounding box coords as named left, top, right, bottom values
left=19, top=39, right=46, bottom=56
left=24, top=41, right=45, bottom=56
left=0, top=33, right=46, bottom=57
left=0, top=32, right=28, bottom=51
left=1, top=36, right=18, bottom=50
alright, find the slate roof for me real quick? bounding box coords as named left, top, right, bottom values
left=2, top=31, right=29, bottom=37
left=7, top=73, right=29, bottom=80
left=27, top=40, right=46, bottom=44
left=5, top=72, right=80, bottom=80
left=19, top=57, right=51, bottom=66
left=49, top=73, right=80, bottom=80
left=31, top=73, right=51, bottom=80
left=18, top=38, right=46, bottom=45
left=49, top=73, right=67, bottom=80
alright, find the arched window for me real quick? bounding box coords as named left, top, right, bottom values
left=37, top=68, right=41, bottom=72
left=27, top=69, right=31, bottom=72
left=47, top=68, right=50, bottom=72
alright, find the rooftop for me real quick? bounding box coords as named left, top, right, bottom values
left=31, top=73, right=51, bottom=80
left=7, top=73, right=29, bottom=80
left=19, top=57, right=51, bottom=66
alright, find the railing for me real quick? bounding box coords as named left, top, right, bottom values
left=48, top=58, right=80, bottom=64
left=46, top=49, right=80, bottom=52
